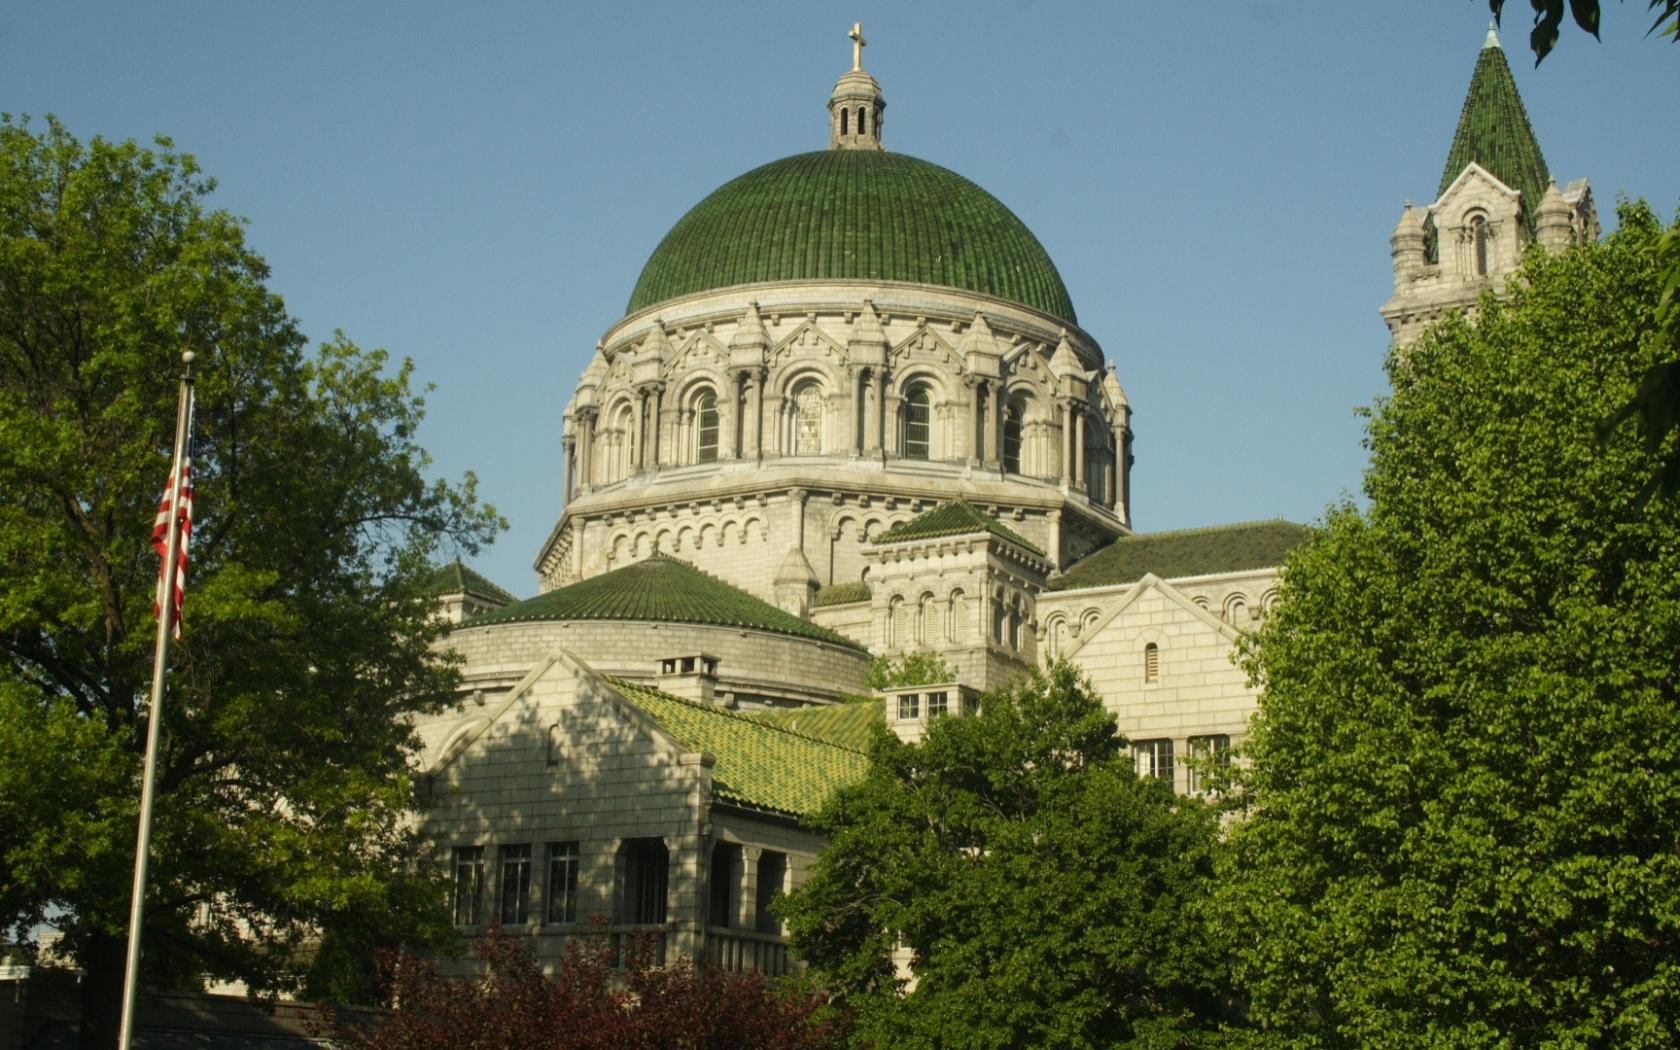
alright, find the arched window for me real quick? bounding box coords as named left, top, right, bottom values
left=613, top=403, right=635, bottom=482
left=1003, top=400, right=1024, bottom=473
left=1471, top=214, right=1489, bottom=277
left=546, top=725, right=562, bottom=767
left=1008, top=598, right=1023, bottom=651
left=917, top=593, right=936, bottom=645
left=859, top=106, right=867, bottom=135
left=901, top=383, right=931, bottom=460
left=695, top=391, right=719, bottom=463
left=840, top=108, right=848, bottom=135
left=792, top=382, right=823, bottom=455
left=948, top=589, right=968, bottom=641
left=1143, top=643, right=1160, bottom=683
left=886, top=595, right=903, bottom=649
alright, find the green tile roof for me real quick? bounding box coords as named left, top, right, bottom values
left=422, top=560, right=517, bottom=606
left=612, top=680, right=870, bottom=818
left=872, top=498, right=1045, bottom=556
left=465, top=554, right=867, bottom=651
left=1047, top=520, right=1313, bottom=592
left=1438, top=28, right=1549, bottom=231
left=812, top=580, right=871, bottom=607
left=744, top=701, right=885, bottom=752
left=626, top=150, right=1076, bottom=324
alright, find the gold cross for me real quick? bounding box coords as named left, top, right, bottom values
left=849, top=22, right=866, bottom=71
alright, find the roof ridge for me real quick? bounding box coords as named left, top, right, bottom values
left=873, top=497, right=1046, bottom=556
left=1119, top=518, right=1305, bottom=541
left=611, top=678, right=870, bottom=754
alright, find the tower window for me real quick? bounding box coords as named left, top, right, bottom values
left=1003, top=400, right=1024, bottom=473
left=1144, top=642, right=1159, bottom=683
left=793, top=382, right=823, bottom=455
left=902, top=383, right=931, bottom=459
left=840, top=108, right=848, bottom=135
left=859, top=106, right=867, bottom=135
left=1471, top=214, right=1489, bottom=277
left=696, top=391, right=719, bottom=463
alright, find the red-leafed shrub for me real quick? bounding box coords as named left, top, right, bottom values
left=323, top=922, right=848, bottom=1050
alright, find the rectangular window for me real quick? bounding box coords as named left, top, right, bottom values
left=623, top=838, right=668, bottom=926
left=1186, top=734, right=1231, bottom=793
left=709, top=843, right=739, bottom=929
left=452, top=846, right=485, bottom=926
left=961, top=694, right=980, bottom=717
left=499, top=844, right=532, bottom=926
left=545, top=842, right=579, bottom=925
left=927, top=691, right=948, bottom=718
left=1133, top=739, right=1175, bottom=784
left=756, top=851, right=787, bottom=935
left=897, top=693, right=920, bottom=720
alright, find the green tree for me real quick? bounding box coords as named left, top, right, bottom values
left=0, top=115, right=502, bottom=1047
left=780, top=662, right=1240, bottom=1049
left=1218, top=203, right=1680, bottom=1047
left=864, top=651, right=954, bottom=691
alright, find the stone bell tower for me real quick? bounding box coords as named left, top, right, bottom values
left=1380, top=23, right=1597, bottom=344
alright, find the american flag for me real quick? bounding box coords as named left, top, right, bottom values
left=151, top=405, right=195, bottom=640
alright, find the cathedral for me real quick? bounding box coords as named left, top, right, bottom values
left=414, top=23, right=1588, bottom=977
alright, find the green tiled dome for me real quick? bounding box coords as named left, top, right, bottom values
left=626, top=150, right=1076, bottom=323
left=465, top=553, right=866, bottom=651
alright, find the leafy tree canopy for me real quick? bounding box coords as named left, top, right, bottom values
left=1218, top=202, right=1680, bottom=1047
left=1488, top=1, right=1679, bottom=65
left=780, top=662, right=1240, bottom=1049
left=0, top=115, right=502, bottom=1046
left=864, top=651, right=954, bottom=691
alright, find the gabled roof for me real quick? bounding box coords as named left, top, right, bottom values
left=465, top=553, right=866, bottom=651
left=422, top=559, right=517, bottom=606
left=612, top=680, right=869, bottom=818
left=1438, top=25, right=1549, bottom=228
left=1047, top=520, right=1312, bottom=592
left=744, top=701, right=885, bottom=752
left=872, top=498, right=1045, bottom=556
left=1064, top=572, right=1241, bottom=661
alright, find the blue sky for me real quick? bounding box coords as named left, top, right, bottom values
left=6, top=2, right=1676, bottom=595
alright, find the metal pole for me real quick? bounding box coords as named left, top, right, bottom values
left=118, top=352, right=195, bottom=1050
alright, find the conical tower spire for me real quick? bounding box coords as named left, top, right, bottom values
left=1438, top=22, right=1549, bottom=228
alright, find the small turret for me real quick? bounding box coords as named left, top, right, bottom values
left=828, top=23, right=885, bottom=151
left=1390, top=202, right=1428, bottom=288
left=1536, top=178, right=1573, bottom=250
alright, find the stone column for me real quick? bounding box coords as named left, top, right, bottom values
left=745, top=370, right=763, bottom=458
left=577, top=408, right=597, bottom=490
left=563, top=434, right=575, bottom=502
left=864, top=370, right=884, bottom=454
left=649, top=383, right=667, bottom=468
left=884, top=386, right=903, bottom=457
left=847, top=365, right=865, bottom=455
left=632, top=392, right=647, bottom=473
left=982, top=380, right=1001, bottom=467
left=1073, top=407, right=1087, bottom=492
left=1060, top=404, right=1071, bottom=486
left=738, top=845, right=762, bottom=930
left=720, top=375, right=738, bottom=461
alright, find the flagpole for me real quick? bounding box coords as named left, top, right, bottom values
left=118, top=350, right=196, bottom=1050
